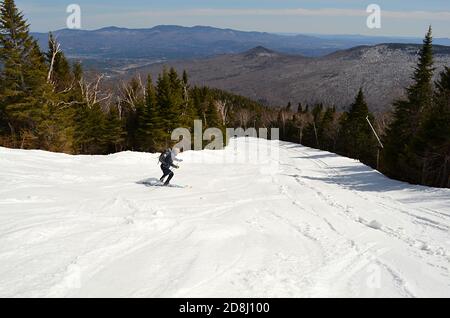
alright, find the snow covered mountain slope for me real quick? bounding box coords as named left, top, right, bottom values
left=0, top=138, right=449, bottom=298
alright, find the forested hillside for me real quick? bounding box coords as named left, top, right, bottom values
left=134, top=44, right=450, bottom=111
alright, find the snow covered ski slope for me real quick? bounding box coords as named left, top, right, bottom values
left=0, top=138, right=449, bottom=298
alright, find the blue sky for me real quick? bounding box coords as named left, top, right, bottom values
left=16, top=0, right=450, bottom=37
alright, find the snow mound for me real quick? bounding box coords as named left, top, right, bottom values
left=368, top=220, right=382, bottom=230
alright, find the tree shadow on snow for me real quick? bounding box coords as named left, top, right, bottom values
left=291, top=153, right=340, bottom=160
left=298, top=164, right=449, bottom=200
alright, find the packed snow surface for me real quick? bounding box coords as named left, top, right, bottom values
left=0, top=138, right=449, bottom=298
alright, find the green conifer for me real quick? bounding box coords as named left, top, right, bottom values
left=383, top=27, right=435, bottom=182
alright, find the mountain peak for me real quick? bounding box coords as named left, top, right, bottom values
left=243, top=46, right=278, bottom=58
left=95, top=26, right=131, bottom=32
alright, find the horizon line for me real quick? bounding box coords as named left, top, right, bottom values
left=29, top=24, right=450, bottom=40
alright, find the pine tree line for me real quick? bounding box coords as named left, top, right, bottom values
left=383, top=27, right=450, bottom=188
left=276, top=90, right=379, bottom=168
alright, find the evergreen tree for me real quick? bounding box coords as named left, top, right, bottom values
left=409, top=26, right=435, bottom=117
left=338, top=89, right=377, bottom=166
left=46, top=32, right=72, bottom=92
left=319, top=107, right=337, bottom=151
left=73, top=103, right=111, bottom=154
left=40, top=34, right=78, bottom=152
left=70, top=63, right=124, bottom=154
left=72, top=61, right=83, bottom=82
left=416, top=67, right=450, bottom=187
left=191, top=86, right=209, bottom=124
left=204, top=100, right=221, bottom=129
left=302, top=104, right=323, bottom=148
left=168, top=67, right=185, bottom=128
left=156, top=68, right=185, bottom=136
left=383, top=27, right=435, bottom=182
left=0, top=0, right=53, bottom=147
left=182, top=70, right=188, bottom=88
left=286, top=101, right=292, bottom=111
left=104, top=105, right=125, bottom=153
left=179, top=69, right=197, bottom=128
left=138, top=75, right=167, bottom=151
left=70, top=61, right=83, bottom=101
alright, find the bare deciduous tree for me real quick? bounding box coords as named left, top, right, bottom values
left=238, top=109, right=251, bottom=129
left=119, top=76, right=145, bottom=111
left=47, top=36, right=61, bottom=85
left=215, top=100, right=233, bottom=126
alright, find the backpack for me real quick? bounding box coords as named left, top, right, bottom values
left=158, top=149, right=171, bottom=165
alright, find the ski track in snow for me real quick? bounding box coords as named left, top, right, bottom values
left=0, top=138, right=449, bottom=298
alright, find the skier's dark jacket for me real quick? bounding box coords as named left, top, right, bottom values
left=161, top=150, right=178, bottom=169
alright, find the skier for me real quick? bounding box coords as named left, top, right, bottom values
left=159, top=147, right=182, bottom=186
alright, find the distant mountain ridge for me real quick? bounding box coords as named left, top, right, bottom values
left=32, top=25, right=324, bottom=59
left=31, top=25, right=450, bottom=61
